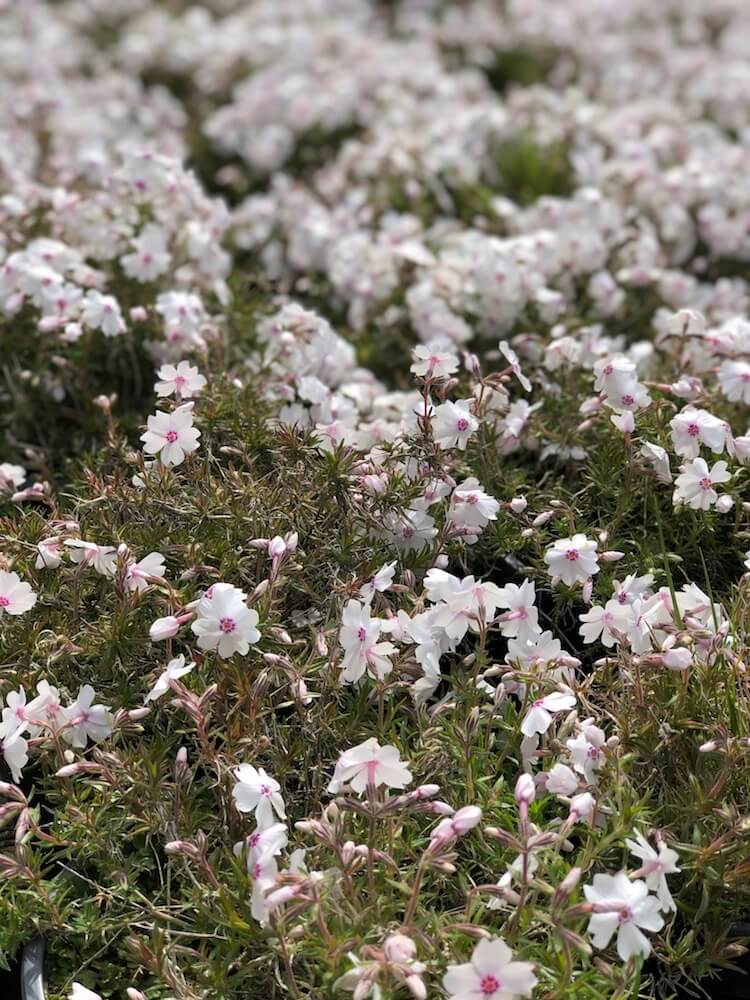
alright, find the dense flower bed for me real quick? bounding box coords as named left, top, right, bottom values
left=3, top=2, right=750, bottom=998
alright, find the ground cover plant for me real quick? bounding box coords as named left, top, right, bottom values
left=3, top=2, right=750, bottom=998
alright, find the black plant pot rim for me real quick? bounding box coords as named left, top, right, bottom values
left=22, top=936, right=45, bottom=1000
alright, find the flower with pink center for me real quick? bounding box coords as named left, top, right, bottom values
left=670, top=406, right=728, bottom=458
left=447, top=478, right=500, bottom=540
left=626, top=830, right=681, bottom=913
left=496, top=579, right=542, bottom=644
left=191, top=582, right=260, bottom=658
left=338, top=599, right=396, bottom=683
left=125, top=551, right=166, bottom=593
left=61, top=685, right=113, bottom=749
left=358, top=561, right=397, bottom=601
left=0, top=682, right=61, bottom=742
left=544, top=534, right=599, bottom=587
left=521, top=689, right=577, bottom=737
left=327, top=738, right=412, bottom=795
left=0, top=571, right=37, bottom=616
left=584, top=872, right=664, bottom=961
left=411, top=343, right=459, bottom=379
left=432, top=399, right=479, bottom=450
left=141, top=402, right=201, bottom=467
left=154, top=360, right=207, bottom=399
left=81, top=289, right=125, bottom=337
left=673, top=457, right=731, bottom=511
left=579, top=599, right=635, bottom=647
left=232, top=764, right=286, bottom=830
left=567, top=721, right=607, bottom=783
left=443, top=937, right=536, bottom=1000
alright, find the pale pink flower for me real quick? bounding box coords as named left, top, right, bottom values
left=432, top=399, right=478, bottom=450
left=62, top=686, right=113, bottom=748
left=145, top=655, right=194, bottom=703
left=521, top=690, right=576, bottom=737
left=673, top=458, right=731, bottom=510
left=36, top=537, right=63, bottom=569
left=626, top=831, right=680, bottom=913
left=338, top=599, right=396, bottom=683
left=584, top=872, right=664, bottom=961
left=443, top=937, right=536, bottom=1000
left=233, top=764, right=286, bottom=829
left=191, top=583, right=260, bottom=658
left=0, top=571, right=37, bottom=615
left=141, top=402, right=201, bottom=467
left=125, top=551, right=166, bottom=592
left=65, top=539, right=117, bottom=576
left=411, top=344, right=459, bottom=379
left=154, top=361, right=207, bottom=399
left=544, top=534, right=599, bottom=587
left=327, top=738, right=412, bottom=795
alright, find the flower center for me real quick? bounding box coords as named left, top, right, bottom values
left=218, top=617, right=236, bottom=633
left=260, top=783, right=272, bottom=797
left=565, top=548, right=580, bottom=561
left=174, top=374, right=187, bottom=388
left=621, top=394, right=634, bottom=406
left=699, top=476, right=712, bottom=490
left=165, top=429, right=179, bottom=443
left=687, top=422, right=700, bottom=437
left=466, top=493, right=479, bottom=504
left=0, top=596, right=9, bottom=607
left=480, top=975, right=500, bottom=996
left=617, top=906, right=633, bottom=924
left=456, top=417, right=469, bottom=432
left=357, top=626, right=367, bottom=642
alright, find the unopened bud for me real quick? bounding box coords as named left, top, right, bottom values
left=515, top=773, right=536, bottom=807
left=384, top=933, right=416, bottom=963
left=149, top=615, right=181, bottom=641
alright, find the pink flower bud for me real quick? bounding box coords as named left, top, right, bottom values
left=514, top=773, right=536, bottom=806
left=265, top=885, right=300, bottom=908
left=451, top=805, right=482, bottom=834
left=384, top=933, right=416, bottom=963
left=425, top=801, right=456, bottom=816
left=429, top=817, right=455, bottom=846
left=569, top=792, right=595, bottom=821
left=268, top=536, right=287, bottom=559
left=716, top=494, right=734, bottom=514
left=130, top=306, right=148, bottom=321
left=509, top=497, right=528, bottom=513
left=149, top=615, right=180, bottom=641
left=600, top=551, right=624, bottom=562
left=662, top=647, right=692, bottom=670
left=532, top=510, right=554, bottom=527
left=406, top=974, right=427, bottom=1000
